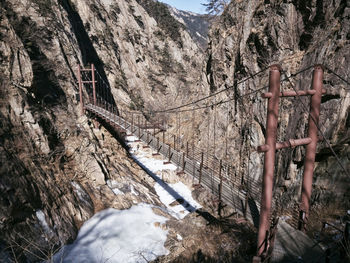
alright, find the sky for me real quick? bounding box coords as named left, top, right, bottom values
left=158, top=0, right=207, bottom=14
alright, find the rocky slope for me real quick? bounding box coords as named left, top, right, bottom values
left=1, top=0, right=349, bottom=261
left=167, top=5, right=209, bottom=50
left=200, top=0, right=350, bottom=210
left=0, top=0, right=208, bottom=261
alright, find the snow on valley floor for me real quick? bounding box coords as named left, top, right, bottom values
left=126, top=135, right=178, bottom=173
left=53, top=204, right=168, bottom=263
left=154, top=182, right=201, bottom=219
left=127, top=135, right=201, bottom=219
left=52, top=135, right=202, bottom=262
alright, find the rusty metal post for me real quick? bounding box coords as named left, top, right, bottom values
left=218, top=159, right=223, bottom=217
left=157, top=137, right=160, bottom=153
left=182, top=152, right=185, bottom=171
left=199, top=152, right=204, bottom=184
left=146, top=123, right=149, bottom=144
left=173, top=135, right=176, bottom=151
left=192, top=156, right=196, bottom=178
left=91, top=64, right=96, bottom=105
left=257, top=65, right=281, bottom=256
left=138, top=116, right=141, bottom=138
left=131, top=113, right=134, bottom=133
left=300, top=65, right=324, bottom=226
left=168, top=144, right=171, bottom=163
left=77, top=65, right=84, bottom=115
left=186, top=142, right=189, bottom=157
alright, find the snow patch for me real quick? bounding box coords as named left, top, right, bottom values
left=71, top=181, right=90, bottom=202
left=126, top=137, right=177, bottom=173
left=107, top=180, right=125, bottom=195
left=126, top=135, right=138, bottom=142
left=52, top=204, right=169, bottom=263
left=155, top=182, right=201, bottom=219
left=130, top=184, right=139, bottom=196
left=100, top=0, right=114, bottom=11
left=135, top=155, right=177, bottom=173
left=177, top=234, right=183, bottom=241
left=36, top=210, right=51, bottom=233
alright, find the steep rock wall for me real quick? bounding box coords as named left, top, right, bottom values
left=0, top=0, right=203, bottom=260
left=201, top=0, right=350, bottom=206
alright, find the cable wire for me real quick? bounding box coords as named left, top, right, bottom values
left=152, top=67, right=270, bottom=113
left=325, top=66, right=350, bottom=90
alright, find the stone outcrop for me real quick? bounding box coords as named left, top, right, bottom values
left=201, top=0, right=350, bottom=208
left=0, top=0, right=205, bottom=260
left=167, top=5, right=209, bottom=50
left=1, top=0, right=349, bottom=261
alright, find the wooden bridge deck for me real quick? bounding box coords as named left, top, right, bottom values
left=85, top=103, right=262, bottom=223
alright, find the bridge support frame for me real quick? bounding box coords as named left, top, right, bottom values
left=299, top=65, right=324, bottom=231
left=257, top=65, right=281, bottom=257
left=256, top=65, right=324, bottom=259
left=92, top=64, right=96, bottom=106
left=78, top=65, right=84, bottom=115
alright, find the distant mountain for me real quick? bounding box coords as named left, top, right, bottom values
left=166, top=5, right=209, bottom=50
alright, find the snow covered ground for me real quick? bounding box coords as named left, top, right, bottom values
left=155, top=182, right=201, bottom=219
left=52, top=134, right=201, bottom=262
left=126, top=135, right=177, bottom=173
left=52, top=204, right=168, bottom=263
left=126, top=135, right=201, bottom=219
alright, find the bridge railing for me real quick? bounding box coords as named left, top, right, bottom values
left=84, top=103, right=262, bottom=222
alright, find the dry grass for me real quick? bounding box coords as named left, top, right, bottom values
left=307, top=201, right=349, bottom=261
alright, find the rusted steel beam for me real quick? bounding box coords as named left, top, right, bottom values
left=182, top=152, right=185, bottom=171
left=192, top=156, right=196, bottom=178
left=177, top=152, right=185, bottom=175
left=300, top=65, right=324, bottom=228
left=262, top=89, right=326, bottom=98
left=257, top=64, right=281, bottom=256
left=77, top=65, right=84, bottom=115
left=137, top=116, right=141, bottom=140
left=218, top=159, right=223, bottom=217
left=146, top=128, right=149, bottom=144
left=164, top=144, right=171, bottom=164
left=277, top=137, right=312, bottom=149
left=199, top=152, right=204, bottom=184
left=257, top=137, right=312, bottom=152
left=157, top=137, right=160, bottom=152
left=81, top=81, right=97, bottom=84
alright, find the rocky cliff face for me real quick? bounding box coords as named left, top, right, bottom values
left=167, top=5, right=209, bottom=50
left=0, top=0, right=205, bottom=260
left=202, top=0, right=350, bottom=208
left=1, top=0, right=349, bottom=261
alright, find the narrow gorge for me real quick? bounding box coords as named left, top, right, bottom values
left=0, top=0, right=349, bottom=262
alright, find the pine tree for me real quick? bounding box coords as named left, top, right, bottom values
left=202, top=0, right=229, bottom=16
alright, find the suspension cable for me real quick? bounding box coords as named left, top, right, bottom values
left=152, top=67, right=270, bottom=113
left=325, top=66, right=350, bottom=88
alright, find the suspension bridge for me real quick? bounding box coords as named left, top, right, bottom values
left=77, top=63, right=349, bottom=262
